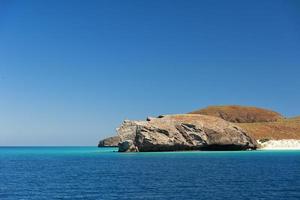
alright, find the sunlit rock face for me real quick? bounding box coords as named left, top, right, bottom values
left=117, top=114, right=257, bottom=152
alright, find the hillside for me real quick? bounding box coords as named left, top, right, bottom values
left=238, top=117, right=300, bottom=140
left=189, top=105, right=300, bottom=140
left=189, top=105, right=284, bottom=123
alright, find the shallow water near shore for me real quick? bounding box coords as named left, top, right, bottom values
left=0, top=147, right=299, bottom=200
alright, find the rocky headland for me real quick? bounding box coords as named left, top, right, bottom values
left=98, top=105, right=300, bottom=152
left=98, top=136, right=120, bottom=147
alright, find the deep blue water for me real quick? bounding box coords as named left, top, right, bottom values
left=0, top=147, right=299, bottom=200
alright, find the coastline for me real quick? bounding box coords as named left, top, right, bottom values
left=258, top=139, right=300, bottom=150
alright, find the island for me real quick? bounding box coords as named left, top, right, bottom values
left=98, top=105, right=300, bottom=152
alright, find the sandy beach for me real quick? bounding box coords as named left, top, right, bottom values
left=259, top=139, right=300, bottom=150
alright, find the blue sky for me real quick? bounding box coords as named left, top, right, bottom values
left=0, top=0, right=299, bottom=145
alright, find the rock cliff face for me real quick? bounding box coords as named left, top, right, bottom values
left=117, top=114, right=257, bottom=152
left=98, top=136, right=121, bottom=147
left=189, top=105, right=283, bottom=123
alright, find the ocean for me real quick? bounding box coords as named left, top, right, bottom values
left=0, top=147, right=299, bottom=200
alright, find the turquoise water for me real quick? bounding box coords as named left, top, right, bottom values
left=0, top=147, right=299, bottom=199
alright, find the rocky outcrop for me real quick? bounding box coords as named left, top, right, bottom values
left=189, top=105, right=284, bottom=123
left=98, top=136, right=121, bottom=147
left=117, top=114, right=257, bottom=152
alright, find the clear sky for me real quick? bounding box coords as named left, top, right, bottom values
left=0, top=0, right=299, bottom=146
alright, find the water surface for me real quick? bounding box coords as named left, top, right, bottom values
left=0, top=147, right=299, bottom=199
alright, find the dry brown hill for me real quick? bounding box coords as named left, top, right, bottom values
left=189, top=105, right=284, bottom=123
left=238, top=117, right=300, bottom=140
